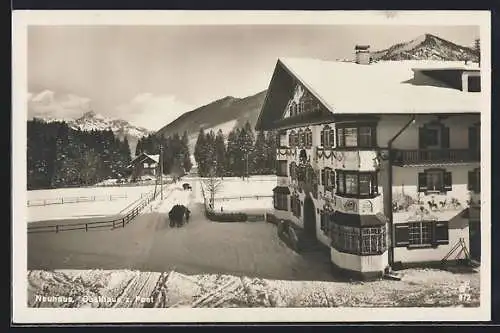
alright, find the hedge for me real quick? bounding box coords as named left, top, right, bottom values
left=205, top=210, right=248, bottom=222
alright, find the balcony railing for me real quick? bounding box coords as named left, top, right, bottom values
left=392, top=149, right=480, bottom=166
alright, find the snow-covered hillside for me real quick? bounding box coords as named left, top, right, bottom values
left=371, top=33, right=478, bottom=62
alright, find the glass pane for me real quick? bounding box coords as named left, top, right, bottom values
left=337, top=173, right=345, bottom=193
left=426, top=171, right=443, bottom=191
left=359, top=174, right=371, bottom=195
left=344, top=128, right=358, bottom=147
left=359, top=127, right=372, bottom=146
left=337, top=128, right=344, bottom=147
left=345, top=174, right=358, bottom=194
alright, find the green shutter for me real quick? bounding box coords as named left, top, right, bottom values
left=330, top=170, right=336, bottom=189
left=418, top=173, right=427, bottom=192
left=394, top=224, right=409, bottom=247
left=433, top=221, right=449, bottom=245
left=443, top=172, right=452, bottom=192
left=329, top=129, right=335, bottom=148
left=321, top=169, right=326, bottom=186
left=320, top=130, right=324, bottom=146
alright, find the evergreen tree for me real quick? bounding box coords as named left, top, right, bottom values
left=194, top=128, right=206, bottom=176
left=237, top=121, right=255, bottom=178
left=265, top=130, right=278, bottom=174
left=250, top=131, right=267, bottom=174
left=181, top=131, right=192, bottom=173
left=214, top=129, right=226, bottom=177
left=225, top=128, right=241, bottom=177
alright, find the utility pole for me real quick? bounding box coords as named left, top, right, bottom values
left=160, top=144, right=164, bottom=200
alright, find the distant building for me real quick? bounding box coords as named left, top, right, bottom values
left=128, top=152, right=160, bottom=182
left=256, top=46, right=481, bottom=279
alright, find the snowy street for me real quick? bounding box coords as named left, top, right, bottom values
left=27, top=267, right=480, bottom=308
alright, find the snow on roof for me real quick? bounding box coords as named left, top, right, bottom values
left=279, top=58, right=482, bottom=114
left=144, top=154, right=160, bottom=163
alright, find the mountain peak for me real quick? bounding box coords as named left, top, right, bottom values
left=371, top=33, right=478, bottom=62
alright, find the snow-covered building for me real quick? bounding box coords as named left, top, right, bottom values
left=255, top=47, right=482, bottom=279
left=128, top=152, right=160, bottom=182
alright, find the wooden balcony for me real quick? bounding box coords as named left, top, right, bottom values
left=392, top=148, right=480, bottom=166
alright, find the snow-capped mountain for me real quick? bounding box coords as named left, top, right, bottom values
left=371, top=33, right=479, bottom=62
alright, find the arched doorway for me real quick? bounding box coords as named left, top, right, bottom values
left=303, top=195, right=316, bottom=239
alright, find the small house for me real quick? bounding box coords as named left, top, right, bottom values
left=128, top=153, right=160, bottom=182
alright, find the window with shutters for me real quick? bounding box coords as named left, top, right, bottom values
left=289, top=130, right=297, bottom=147
left=298, top=129, right=305, bottom=147
left=305, top=128, right=313, bottom=148
left=321, top=125, right=334, bottom=148
left=419, top=122, right=449, bottom=149
left=336, top=170, right=379, bottom=198
left=418, top=169, right=452, bottom=194
left=394, top=221, right=449, bottom=248
left=322, top=168, right=335, bottom=191
left=337, top=124, right=377, bottom=148
left=468, top=168, right=480, bottom=193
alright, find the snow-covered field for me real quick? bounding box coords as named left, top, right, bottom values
left=213, top=197, right=273, bottom=214
left=27, top=185, right=159, bottom=223
left=27, top=267, right=480, bottom=308
left=199, top=176, right=277, bottom=199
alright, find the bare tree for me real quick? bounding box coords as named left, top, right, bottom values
left=203, top=167, right=223, bottom=210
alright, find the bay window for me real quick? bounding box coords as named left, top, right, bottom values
left=330, top=223, right=386, bottom=255
left=336, top=170, right=378, bottom=198
left=337, top=124, right=377, bottom=148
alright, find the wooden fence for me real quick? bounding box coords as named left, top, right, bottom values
left=27, top=185, right=169, bottom=234
left=27, top=194, right=132, bottom=207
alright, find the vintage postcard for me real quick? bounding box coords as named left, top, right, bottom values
left=12, top=10, right=491, bottom=323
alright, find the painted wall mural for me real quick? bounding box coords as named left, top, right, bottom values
left=392, top=190, right=468, bottom=222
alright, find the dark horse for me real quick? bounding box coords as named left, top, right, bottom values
left=169, top=204, right=187, bottom=227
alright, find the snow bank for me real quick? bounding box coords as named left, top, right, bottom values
left=27, top=268, right=480, bottom=308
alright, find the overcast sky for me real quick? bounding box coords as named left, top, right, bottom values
left=28, top=25, right=479, bottom=130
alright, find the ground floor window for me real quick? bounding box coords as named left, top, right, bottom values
left=330, top=223, right=386, bottom=255
left=394, top=221, right=449, bottom=248
left=408, top=222, right=432, bottom=246
left=273, top=193, right=288, bottom=211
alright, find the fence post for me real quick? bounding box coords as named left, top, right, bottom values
left=85, top=223, right=88, bottom=232
left=123, top=218, right=125, bottom=227
left=62, top=198, right=64, bottom=204
left=55, top=225, right=59, bottom=233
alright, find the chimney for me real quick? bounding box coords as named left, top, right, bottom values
left=355, top=45, right=371, bottom=65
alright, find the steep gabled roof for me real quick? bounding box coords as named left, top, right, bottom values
left=256, top=57, right=482, bottom=130
left=128, top=152, right=160, bottom=168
